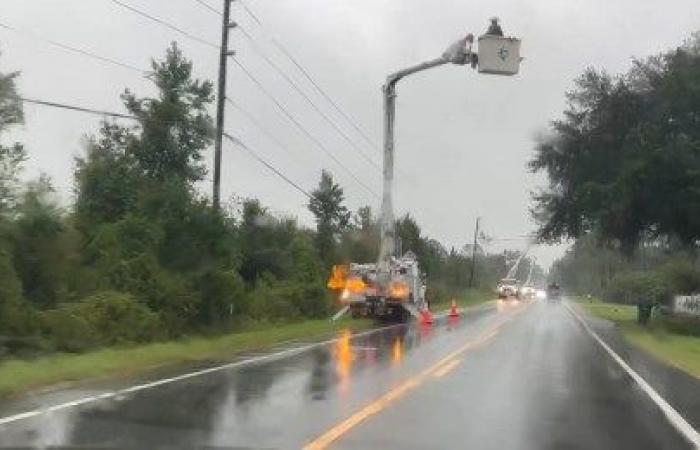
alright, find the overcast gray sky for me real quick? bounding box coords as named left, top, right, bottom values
left=1, top=0, right=699, bottom=268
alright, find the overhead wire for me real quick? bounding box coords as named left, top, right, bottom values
left=116, top=0, right=377, bottom=198
left=15, top=95, right=314, bottom=201
left=223, top=132, right=312, bottom=199
left=0, top=21, right=144, bottom=74
left=8, top=3, right=375, bottom=202
left=226, top=97, right=309, bottom=172
left=237, top=0, right=380, bottom=150
left=110, top=0, right=219, bottom=49
left=193, top=0, right=221, bottom=16
left=235, top=26, right=381, bottom=171
left=18, top=97, right=137, bottom=120
left=189, top=0, right=380, bottom=170
left=230, top=57, right=379, bottom=199
left=18, top=97, right=204, bottom=128
left=231, top=0, right=416, bottom=185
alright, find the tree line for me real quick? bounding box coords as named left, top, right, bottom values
left=532, top=32, right=700, bottom=310
left=0, top=43, right=525, bottom=357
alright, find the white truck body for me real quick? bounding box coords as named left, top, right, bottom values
left=336, top=252, right=426, bottom=321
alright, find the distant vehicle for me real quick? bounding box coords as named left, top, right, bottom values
left=546, top=283, right=561, bottom=301
left=518, top=285, right=536, bottom=300
left=497, top=278, right=519, bottom=299
left=535, top=289, right=547, bottom=300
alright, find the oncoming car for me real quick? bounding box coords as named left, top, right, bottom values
left=497, top=278, right=519, bottom=299
left=518, top=285, right=536, bottom=300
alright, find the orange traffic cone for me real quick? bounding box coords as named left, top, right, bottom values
left=448, top=299, right=460, bottom=318
left=420, top=308, right=433, bottom=325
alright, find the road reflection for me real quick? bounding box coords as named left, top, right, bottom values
left=447, top=315, right=460, bottom=330
left=418, top=322, right=433, bottom=340
left=308, top=349, right=332, bottom=400
left=0, top=319, right=469, bottom=448
left=392, top=336, right=403, bottom=365
left=335, top=329, right=354, bottom=395
left=497, top=298, right=520, bottom=313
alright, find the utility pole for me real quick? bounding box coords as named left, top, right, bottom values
left=469, top=217, right=480, bottom=287
left=213, top=0, right=235, bottom=211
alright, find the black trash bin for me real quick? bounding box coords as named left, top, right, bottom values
left=637, top=300, right=653, bottom=325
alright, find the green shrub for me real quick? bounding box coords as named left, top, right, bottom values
left=145, top=278, right=200, bottom=337
left=197, top=268, right=246, bottom=327
left=41, top=307, right=98, bottom=352
left=605, top=271, right=669, bottom=305
left=247, top=281, right=300, bottom=321
left=41, top=291, right=163, bottom=352
left=246, top=278, right=332, bottom=321
left=0, top=249, right=42, bottom=355
left=426, top=281, right=461, bottom=305
left=658, top=258, right=700, bottom=295
left=293, top=282, right=333, bottom=318
left=660, top=314, right=700, bottom=337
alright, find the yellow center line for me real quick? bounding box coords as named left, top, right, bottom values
left=303, top=315, right=515, bottom=450
left=432, top=358, right=461, bottom=378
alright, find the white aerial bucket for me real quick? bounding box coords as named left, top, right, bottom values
left=477, top=35, right=521, bottom=76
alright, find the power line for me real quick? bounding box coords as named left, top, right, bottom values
left=236, top=26, right=381, bottom=171
left=170, top=1, right=378, bottom=197
left=226, top=97, right=308, bottom=170
left=14, top=95, right=365, bottom=200
left=17, top=96, right=208, bottom=129
left=195, top=0, right=382, bottom=171
left=223, top=132, right=312, bottom=199
left=18, top=97, right=137, bottom=120
left=0, top=21, right=144, bottom=74
left=16, top=96, right=312, bottom=200
left=238, top=0, right=380, bottom=150
left=110, top=0, right=218, bottom=49
left=15, top=95, right=314, bottom=201
left=193, top=0, right=221, bottom=16
left=230, top=57, right=379, bottom=199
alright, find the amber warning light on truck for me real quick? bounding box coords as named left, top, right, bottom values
left=327, top=265, right=348, bottom=291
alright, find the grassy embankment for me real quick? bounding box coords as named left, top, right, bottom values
left=0, top=318, right=372, bottom=399
left=580, top=299, right=700, bottom=379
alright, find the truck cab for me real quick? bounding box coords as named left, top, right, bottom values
left=546, top=282, right=561, bottom=301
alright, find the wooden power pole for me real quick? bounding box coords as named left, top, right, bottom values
left=213, top=0, right=235, bottom=211
left=469, top=217, right=480, bottom=287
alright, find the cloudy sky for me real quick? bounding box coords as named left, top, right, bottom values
left=1, top=0, right=699, bottom=268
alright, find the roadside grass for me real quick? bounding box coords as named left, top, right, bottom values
left=0, top=317, right=372, bottom=399
left=579, top=299, right=700, bottom=379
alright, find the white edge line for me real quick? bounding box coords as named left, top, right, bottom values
left=565, top=302, right=700, bottom=449
left=0, top=323, right=405, bottom=426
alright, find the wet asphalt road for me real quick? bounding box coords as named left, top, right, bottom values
left=0, top=300, right=696, bottom=449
